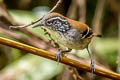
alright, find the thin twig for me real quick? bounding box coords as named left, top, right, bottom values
left=9, top=0, right=62, bottom=29
left=8, top=0, right=62, bottom=52
left=9, top=18, right=43, bottom=29
left=48, top=0, right=62, bottom=14
left=0, top=37, right=120, bottom=79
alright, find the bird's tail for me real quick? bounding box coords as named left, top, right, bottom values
left=93, top=33, right=102, bottom=37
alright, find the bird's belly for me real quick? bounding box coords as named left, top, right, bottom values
left=55, top=32, right=90, bottom=50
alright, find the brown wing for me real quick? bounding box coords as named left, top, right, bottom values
left=67, top=18, right=88, bottom=33
left=66, top=18, right=94, bottom=39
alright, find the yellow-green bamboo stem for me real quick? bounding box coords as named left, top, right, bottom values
left=0, top=37, right=120, bottom=79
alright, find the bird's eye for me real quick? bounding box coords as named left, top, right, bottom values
left=46, top=20, right=53, bottom=25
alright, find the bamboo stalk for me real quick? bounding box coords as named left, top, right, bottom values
left=0, top=37, right=120, bottom=79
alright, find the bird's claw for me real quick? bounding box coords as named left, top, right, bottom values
left=56, top=51, right=62, bottom=63
left=90, top=60, right=95, bottom=73
left=56, top=49, right=71, bottom=64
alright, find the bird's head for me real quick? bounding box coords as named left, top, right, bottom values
left=32, top=13, right=71, bottom=33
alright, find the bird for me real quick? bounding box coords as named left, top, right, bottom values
left=32, top=12, right=101, bottom=72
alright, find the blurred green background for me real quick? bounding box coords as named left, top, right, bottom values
left=0, top=0, right=119, bottom=80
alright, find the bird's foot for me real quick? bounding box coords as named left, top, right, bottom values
left=90, top=60, right=95, bottom=73
left=56, top=50, right=63, bottom=63
left=56, top=49, right=72, bottom=63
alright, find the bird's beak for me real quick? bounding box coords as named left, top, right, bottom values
left=32, top=23, right=44, bottom=28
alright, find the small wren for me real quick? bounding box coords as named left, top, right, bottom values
left=32, top=12, right=101, bottom=72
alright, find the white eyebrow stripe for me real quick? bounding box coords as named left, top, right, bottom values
left=47, top=16, right=67, bottom=22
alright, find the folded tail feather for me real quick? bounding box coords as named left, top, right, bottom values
left=93, top=33, right=102, bottom=37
